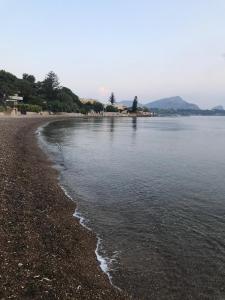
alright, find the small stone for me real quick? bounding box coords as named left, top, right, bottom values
left=43, top=277, right=51, bottom=282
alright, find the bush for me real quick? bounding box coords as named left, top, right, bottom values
left=0, top=105, right=5, bottom=112
left=83, top=101, right=104, bottom=113
left=105, top=105, right=118, bottom=112
left=47, top=101, right=79, bottom=113
left=17, top=104, right=42, bottom=113
left=26, top=96, right=47, bottom=110
left=80, top=107, right=88, bottom=114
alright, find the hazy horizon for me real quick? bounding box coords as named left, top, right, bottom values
left=0, top=0, right=225, bottom=108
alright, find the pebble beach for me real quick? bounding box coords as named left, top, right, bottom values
left=0, top=116, right=129, bottom=299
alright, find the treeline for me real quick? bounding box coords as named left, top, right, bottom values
left=0, top=70, right=103, bottom=113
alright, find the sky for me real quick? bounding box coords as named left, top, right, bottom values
left=0, top=0, right=225, bottom=108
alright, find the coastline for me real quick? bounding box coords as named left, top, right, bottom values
left=0, top=116, right=129, bottom=299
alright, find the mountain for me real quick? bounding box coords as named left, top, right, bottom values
left=145, top=96, right=200, bottom=110
left=117, top=100, right=143, bottom=108
left=212, top=105, right=224, bottom=111
left=117, top=100, right=133, bottom=107
left=118, top=96, right=200, bottom=110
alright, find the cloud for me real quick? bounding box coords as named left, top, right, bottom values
left=222, top=53, right=225, bottom=59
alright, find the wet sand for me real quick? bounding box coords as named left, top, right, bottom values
left=0, top=117, right=129, bottom=299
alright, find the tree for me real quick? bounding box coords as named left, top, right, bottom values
left=109, top=92, right=115, bottom=105
left=16, top=79, right=33, bottom=102
left=42, top=71, right=60, bottom=100
left=132, top=96, right=138, bottom=112
left=57, top=90, right=74, bottom=104
left=22, top=73, right=36, bottom=84
left=84, top=101, right=104, bottom=113
left=60, top=87, right=81, bottom=105
left=0, top=70, right=17, bottom=102
left=93, top=101, right=104, bottom=112
left=0, top=69, right=83, bottom=112
left=105, top=105, right=118, bottom=112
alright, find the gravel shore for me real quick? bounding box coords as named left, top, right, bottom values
left=0, top=117, right=129, bottom=299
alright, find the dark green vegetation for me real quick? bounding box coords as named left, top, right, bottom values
left=109, top=93, right=115, bottom=105
left=80, top=101, right=104, bottom=114
left=132, top=96, right=138, bottom=112
left=0, top=70, right=96, bottom=113
left=105, top=105, right=119, bottom=112
left=17, top=104, right=42, bottom=114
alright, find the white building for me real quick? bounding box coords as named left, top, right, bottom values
left=6, top=94, right=23, bottom=105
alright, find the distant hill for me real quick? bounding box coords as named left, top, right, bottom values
left=117, top=100, right=143, bottom=108
left=212, top=105, right=224, bottom=111
left=145, top=96, right=200, bottom=110
left=118, top=96, right=200, bottom=110
left=117, top=100, right=132, bottom=107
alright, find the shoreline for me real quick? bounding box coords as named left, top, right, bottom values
left=0, top=112, right=153, bottom=119
left=56, top=179, right=113, bottom=285
left=38, top=121, right=118, bottom=289
left=0, top=116, right=129, bottom=299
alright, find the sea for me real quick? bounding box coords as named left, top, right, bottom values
left=39, top=116, right=225, bottom=300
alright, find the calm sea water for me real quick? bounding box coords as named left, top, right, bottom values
left=41, top=117, right=225, bottom=300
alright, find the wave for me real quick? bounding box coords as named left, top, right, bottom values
left=59, top=184, right=116, bottom=286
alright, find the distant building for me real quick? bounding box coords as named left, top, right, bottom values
left=114, top=103, right=128, bottom=112
left=80, top=98, right=99, bottom=104
left=138, top=111, right=153, bottom=116
left=6, top=94, right=23, bottom=105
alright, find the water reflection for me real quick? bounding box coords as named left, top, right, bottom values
left=132, top=117, right=137, bottom=131
left=110, top=117, right=115, bottom=133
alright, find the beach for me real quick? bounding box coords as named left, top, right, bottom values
left=0, top=117, right=129, bottom=299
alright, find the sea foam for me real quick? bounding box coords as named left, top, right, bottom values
left=59, top=184, right=114, bottom=284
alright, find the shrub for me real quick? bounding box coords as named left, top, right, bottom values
left=17, top=104, right=42, bottom=113
left=105, top=105, right=118, bottom=112
left=0, top=105, right=5, bottom=112
left=47, top=101, right=79, bottom=113
left=27, top=96, right=47, bottom=110
left=83, top=101, right=104, bottom=113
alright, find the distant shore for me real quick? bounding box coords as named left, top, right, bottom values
left=0, top=111, right=152, bottom=118
left=0, top=117, right=129, bottom=299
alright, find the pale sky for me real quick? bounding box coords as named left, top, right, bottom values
left=0, top=0, right=225, bottom=108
